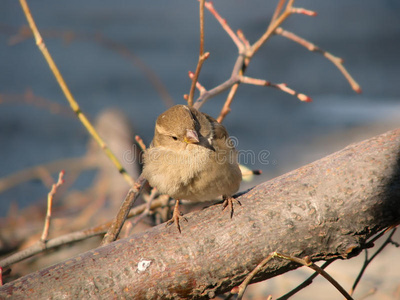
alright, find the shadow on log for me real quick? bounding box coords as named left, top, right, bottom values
left=1, top=129, right=400, bottom=299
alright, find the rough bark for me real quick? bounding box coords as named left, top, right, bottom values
left=1, top=129, right=400, bottom=299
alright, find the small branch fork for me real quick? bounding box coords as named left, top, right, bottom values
left=232, top=252, right=353, bottom=300
left=231, top=227, right=399, bottom=300
left=191, top=1, right=360, bottom=123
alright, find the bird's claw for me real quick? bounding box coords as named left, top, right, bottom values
left=222, top=196, right=241, bottom=218
left=165, top=199, right=187, bottom=233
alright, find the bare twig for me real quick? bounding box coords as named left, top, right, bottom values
left=216, top=83, right=239, bottom=123
left=40, top=170, right=65, bottom=243
left=188, top=71, right=207, bottom=95
left=240, top=76, right=312, bottom=102
left=235, top=252, right=352, bottom=300
left=275, top=27, right=361, bottom=93
left=236, top=253, right=274, bottom=299
left=350, top=227, right=398, bottom=296
left=269, top=0, right=287, bottom=26
left=201, top=0, right=304, bottom=122
left=18, top=0, right=135, bottom=187
left=187, top=0, right=209, bottom=107
left=251, top=0, right=295, bottom=55
left=200, top=0, right=360, bottom=124
left=274, top=253, right=353, bottom=300
left=204, top=2, right=244, bottom=52
left=237, top=30, right=250, bottom=50
left=101, top=176, right=147, bottom=245
left=193, top=54, right=245, bottom=110
left=291, top=7, right=317, bottom=16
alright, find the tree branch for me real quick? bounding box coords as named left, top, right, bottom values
left=1, top=129, right=400, bottom=299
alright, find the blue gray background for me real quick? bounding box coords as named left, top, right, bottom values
left=1, top=1, right=399, bottom=212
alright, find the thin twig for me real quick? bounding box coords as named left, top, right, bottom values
left=236, top=30, right=250, bottom=50
left=240, top=76, right=312, bottom=102
left=235, top=252, right=352, bottom=300
left=275, top=27, right=361, bottom=93
left=350, top=227, right=398, bottom=296
left=216, top=82, right=239, bottom=123
left=188, top=71, right=207, bottom=95
left=40, top=170, right=65, bottom=243
left=18, top=0, right=135, bottom=187
left=201, top=0, right=360, bottom=125
left=272, top=252, right=353, bottom=300
left=251, top=0, right=295, bottom=55
left=291, top=7, right=317, bottom=16
left=269, top=0, right=287, bottom=26
left=193, top=56, right=245, bottom=110
left=187, top=0, right=208, bottom=107
left=101, top=176, right=147, bottom=245
left=236, top=253, right=274, bottom=299
left=204, top=1, right=244, bottom=52
left=204, top=0, right=298, bottom=122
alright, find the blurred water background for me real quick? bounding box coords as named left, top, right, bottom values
left=1, top=0, right=399, bottom=212
left=1, top=0, right=400, bottom=298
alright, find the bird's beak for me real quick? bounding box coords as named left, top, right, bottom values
left=184, top=129, right=199, bottom=144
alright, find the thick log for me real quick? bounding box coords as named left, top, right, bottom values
left=1, top=129, right=400, bottom=299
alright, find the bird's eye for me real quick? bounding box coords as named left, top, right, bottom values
left=171, top=136, right=178, bottom=141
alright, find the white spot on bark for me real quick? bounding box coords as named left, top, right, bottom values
left=137, top=259, right=152, bottom=273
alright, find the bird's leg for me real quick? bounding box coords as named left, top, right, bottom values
left=222, top=195, right=242, bottom=218
left=166, top=199, right=187, bottom=233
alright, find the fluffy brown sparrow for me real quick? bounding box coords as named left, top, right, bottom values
left=142, top=105, right=242, bottom=232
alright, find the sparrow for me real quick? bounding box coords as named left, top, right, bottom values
left=142, top=104, right=242, bottom=232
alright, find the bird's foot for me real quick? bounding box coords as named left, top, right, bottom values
left=222, top=196, right=242, bottom=218
left=165, top=199, right=187, bottom=233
